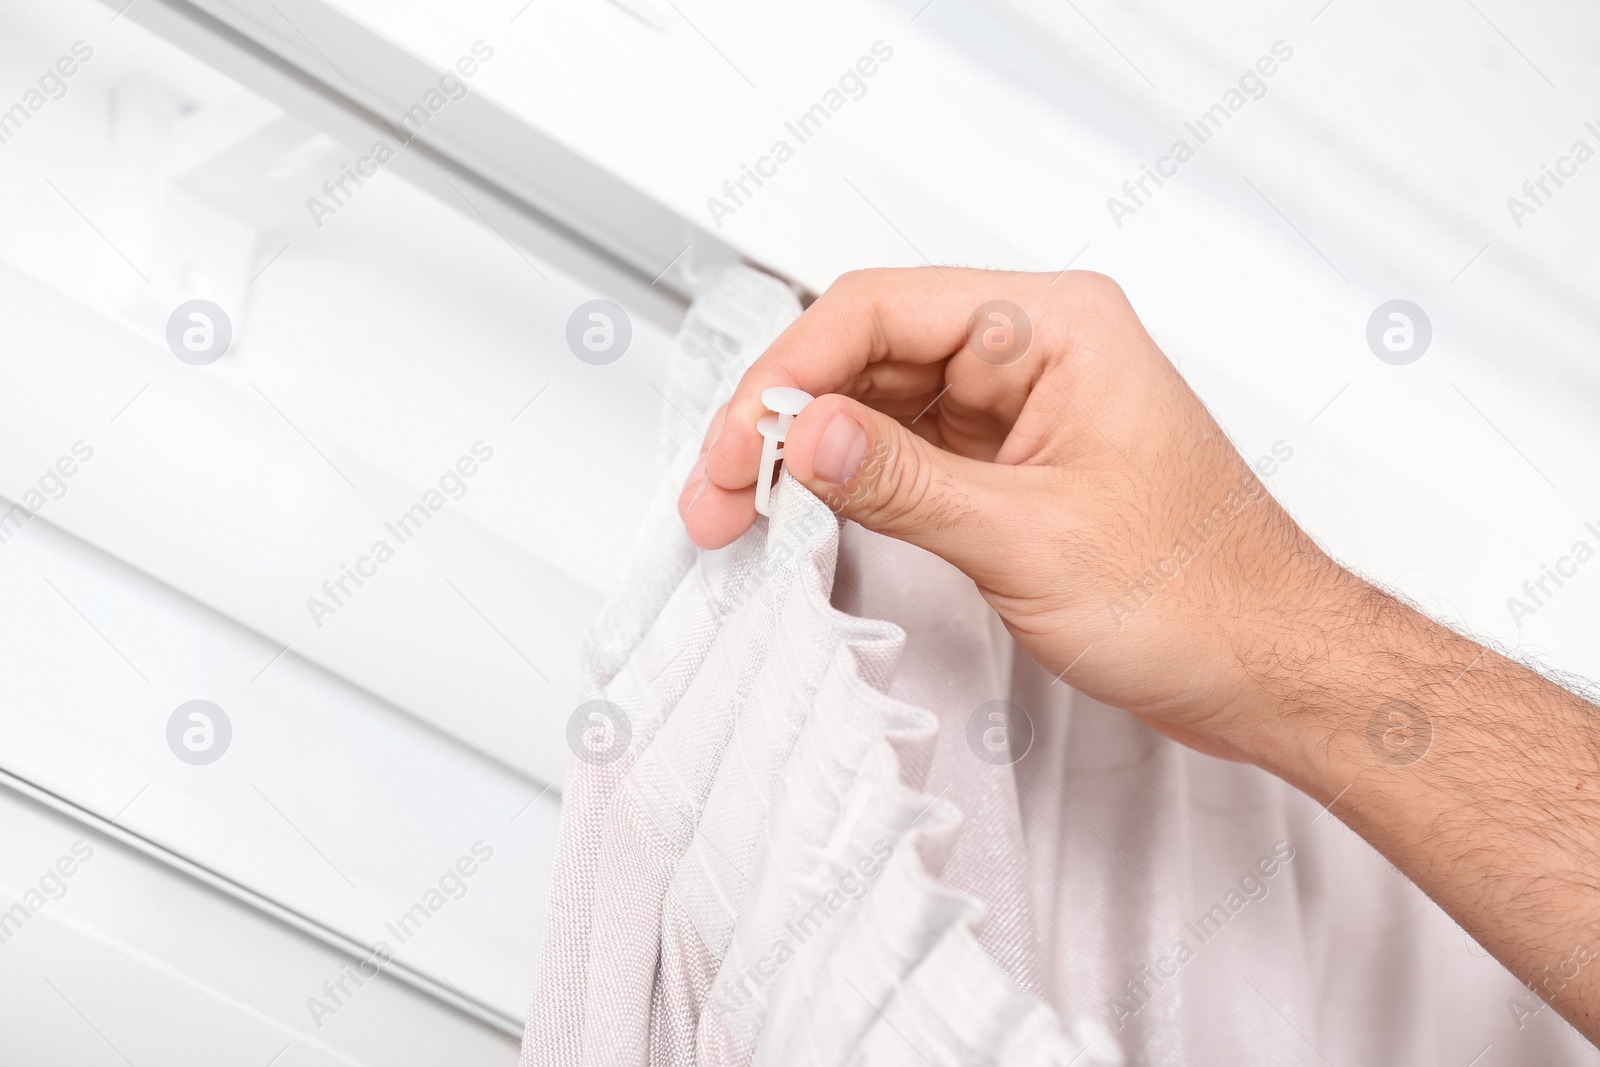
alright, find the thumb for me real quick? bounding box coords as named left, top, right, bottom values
left=782, top=394, right=1020, bottom=575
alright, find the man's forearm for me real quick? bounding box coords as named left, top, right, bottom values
left=1243, top=575, right=1600, bottom=1042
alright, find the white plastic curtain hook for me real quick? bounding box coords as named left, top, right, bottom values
left=754, top=386, right=814, bottom=517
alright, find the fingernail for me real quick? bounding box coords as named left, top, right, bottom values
left=682, top=454, right=709, bottom=515
left=814, top=413, right=868, bottom=484
left=703, top=406, right=727, bottom=455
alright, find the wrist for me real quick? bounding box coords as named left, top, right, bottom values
left=1226, top=565, right=1453, bottom=794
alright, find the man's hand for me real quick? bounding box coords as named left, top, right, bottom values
left=677, top=267, right=1600, bottom=1044
left=679, top=267, right=1347, bottom=761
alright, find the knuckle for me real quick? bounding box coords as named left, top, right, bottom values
left=847, top=438, right=953, bottom=535
left=867, top=442, right=924, bottom=529
left=829, top=268, right=884, bottom=298
left=1062, top=269, right=1128, bottom=305
left=819, top=270, right=893, bottom=362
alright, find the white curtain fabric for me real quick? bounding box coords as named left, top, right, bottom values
left=522, top=265, right=1596, bottom=1067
